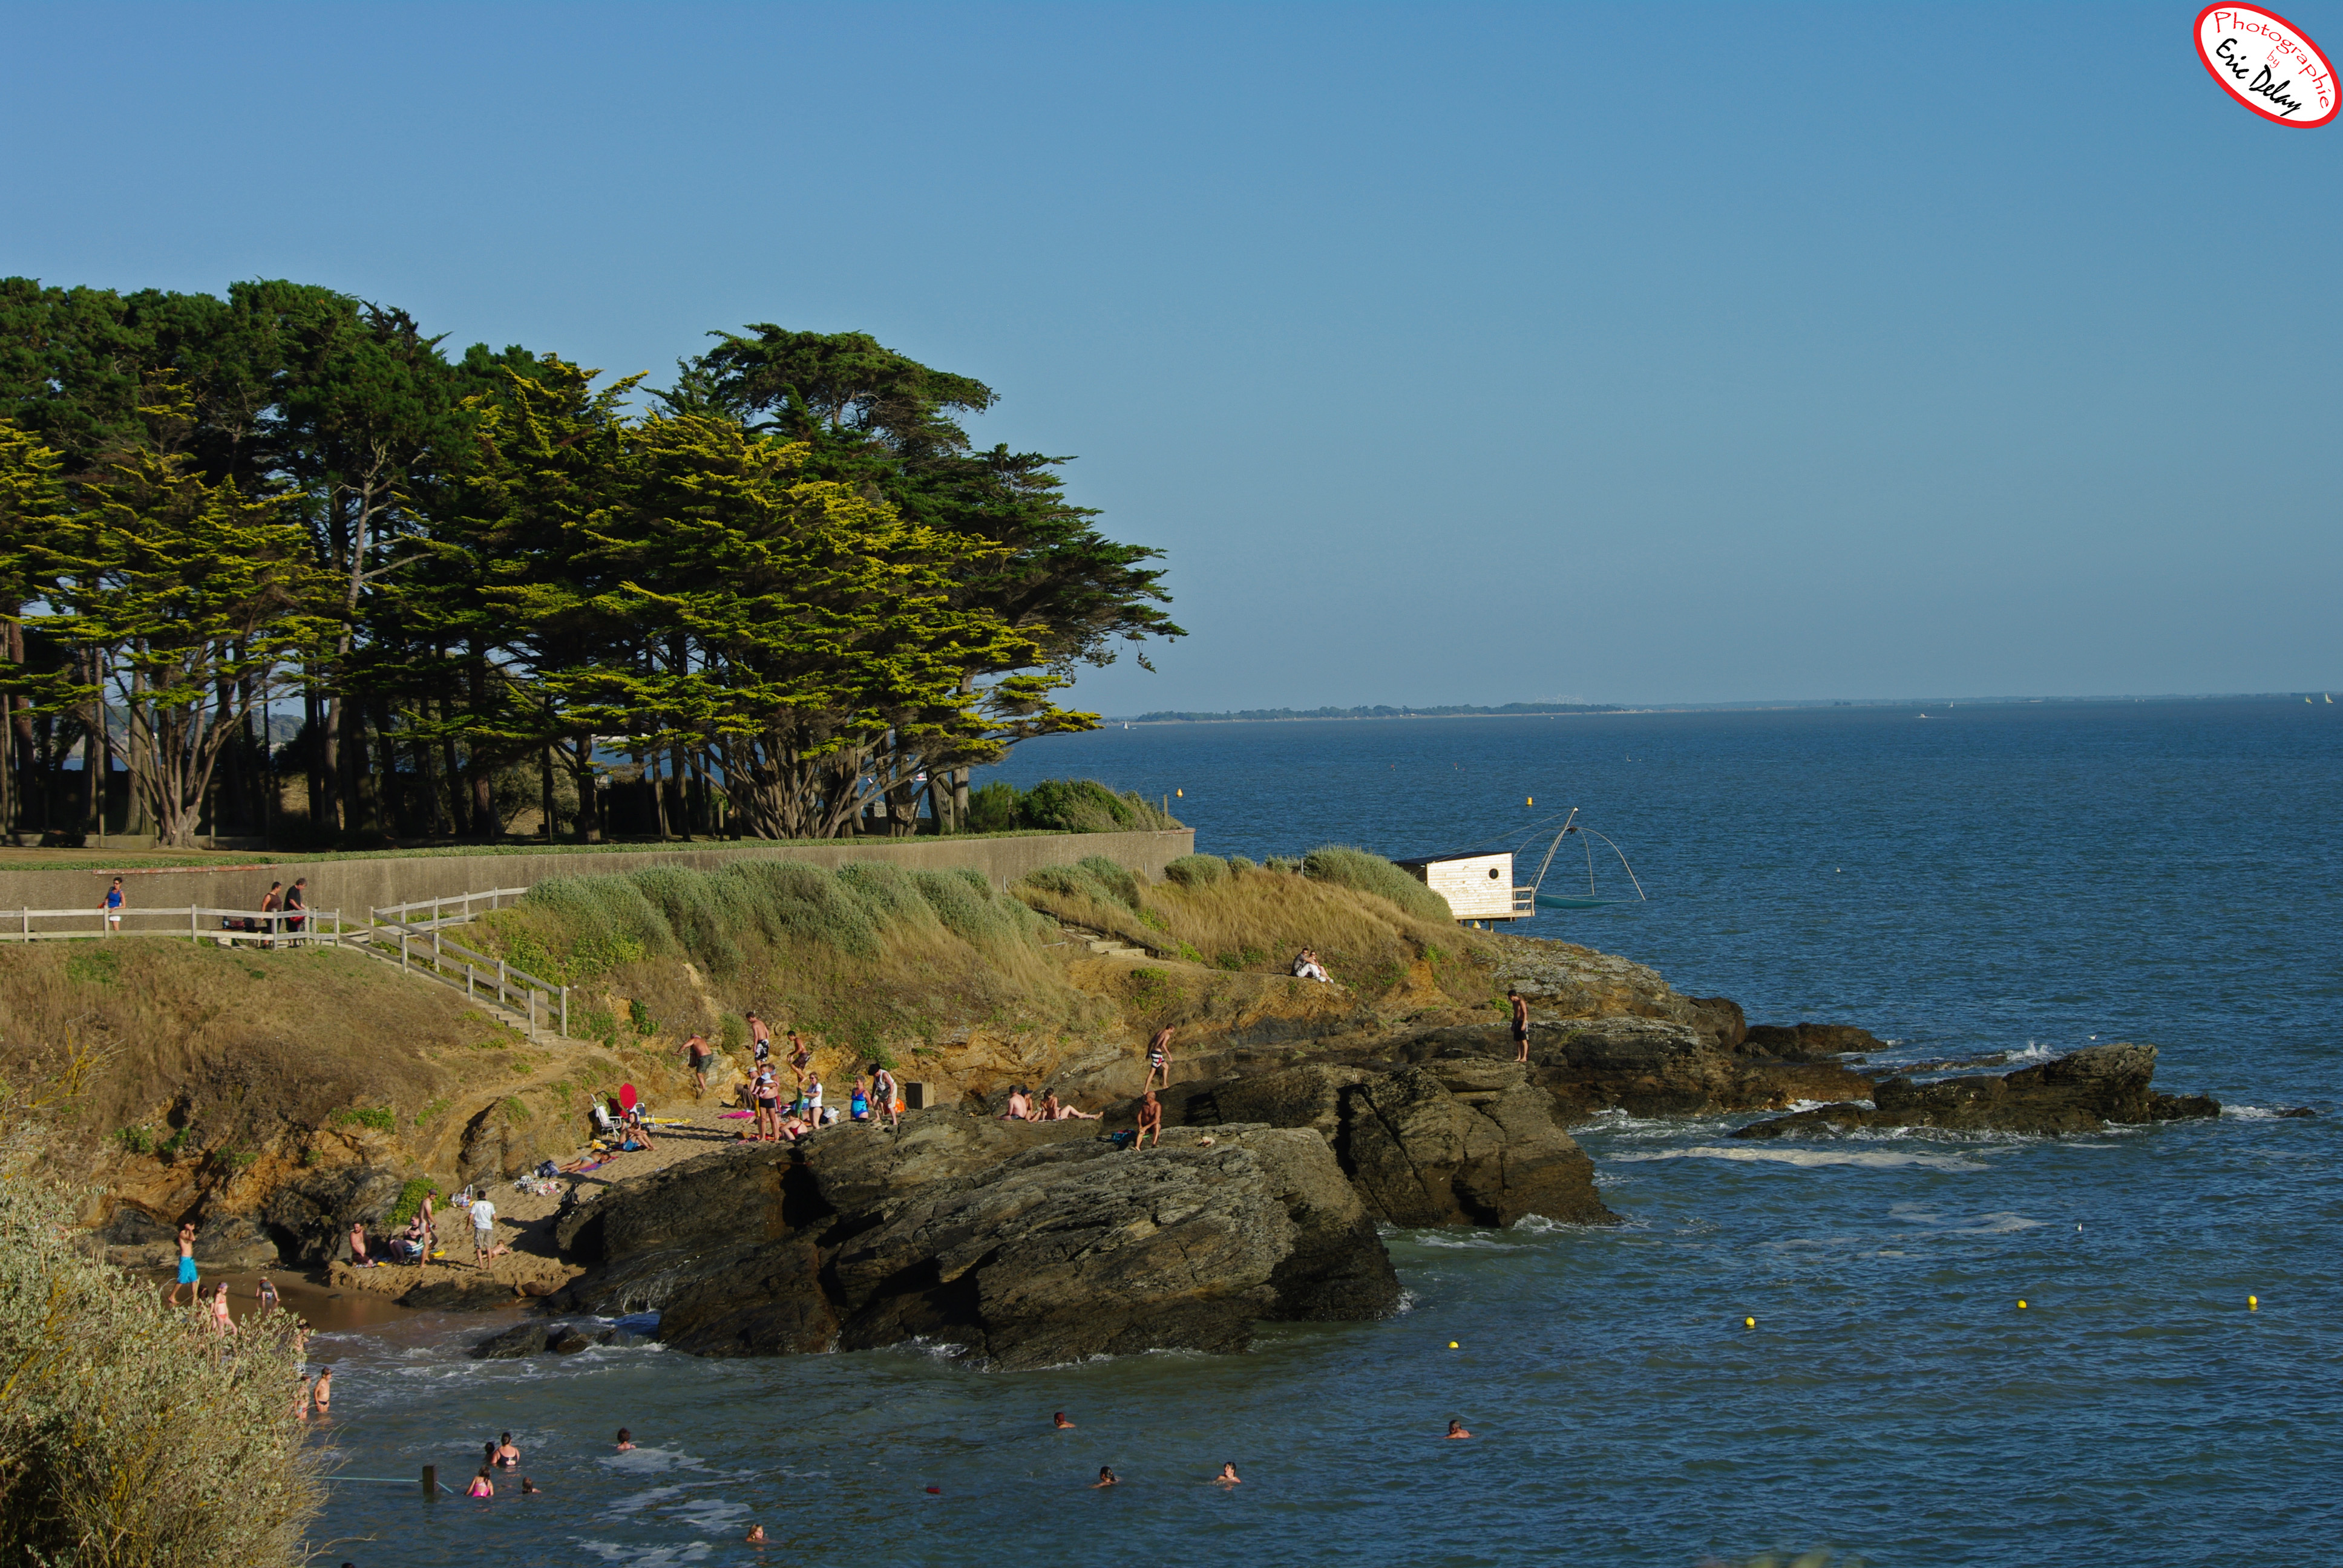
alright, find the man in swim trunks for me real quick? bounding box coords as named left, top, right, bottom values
left=169, top=1221, right=198, bottom=1305
left=1134, top=1089, right=1163, bottom=1149
left=683, top=1033, right=713, bottom=1095
left=747, top=1011, right=771, bottom=1067
left=1144, top=1027, right=1173, bottom=1093
left=1509, top=988, right=1530, bottom=1063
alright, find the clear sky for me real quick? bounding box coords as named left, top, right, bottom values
left=3, top=3, right=2336, bottom=711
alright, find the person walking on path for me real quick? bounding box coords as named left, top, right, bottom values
left=1135, top=1089, right=1164, bottom=1149
left=103, top=877, right=125, bottom=934
left=168, top=1221, right=198, bottom=1307
left=209, top=1280, right=237, bottom=1337
left=1509, top=988, right=1530, bottom=1063
left=257, top=880, right=282, bottom=947
left=283, top=877, right=308, bottom=941
left=1144, top=1027, right=1173, bottom=1093
left=683, top=1033, right=713, bottom=1096
left=469, top=1194, right=497, bottom=1268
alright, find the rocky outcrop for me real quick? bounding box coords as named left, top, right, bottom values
left=1734, top=1043, right=2219, bottom=1139
left=1205, top=1058, right=1614, bottom=1227
left=548, top=1112, right=1399, bottom=1368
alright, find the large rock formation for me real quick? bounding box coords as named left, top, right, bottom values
left=1204, top=1058, right=1616, bottom=1227
left=545, top=1112, right=1399, bottom=1369
left=1734, top=1043, right=2220, bottom=1139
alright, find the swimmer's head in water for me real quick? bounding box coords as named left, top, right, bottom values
left=615, top=1427, right=631, bottom=1444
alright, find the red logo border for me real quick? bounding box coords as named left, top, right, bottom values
left=2195, top=2, right=2340, bottom=127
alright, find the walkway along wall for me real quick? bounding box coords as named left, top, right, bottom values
left=0, top=830, right=1195, bottom=924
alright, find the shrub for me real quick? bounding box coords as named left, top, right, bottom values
left=629, top=867, right=742, bottom=975
left=837, top=861, right=941, bottom=930
left=965, top=780, right=1023, bottom=834
left=628, top=998, right=658, bottom=1036
left=1225, top=855, right=1257, bottom=872
left=1162, top=852, right=1227, bottom=888
left=386, top=1177, right=434, bottom=1227
left=1302, top=844, right=1454, bottom=923
left=330, top=1107, right=396, bottom=1132
left=0, top=1146, right=320, bottom=1565
left=1076, top=854, right=1145, bottom=911
left=718, top=861, right=879, bottom=956
left=115, top=1125, right=152, bottom=1155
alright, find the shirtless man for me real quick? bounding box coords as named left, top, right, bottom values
left=787, top=1031, right=813, bottom=1088
left=871, top=1063, right=900, bottom=1130
left=1001, top=1087, right=1032, bottom=1121
left=1134, top=1089, right=1163, bottom=1149
left=683, top=1033, right=713, bottom=1096
left=747, top=1011, right=772, bottom=1067
left=1144, top=1027, right=1173, bottom=1093
left=168, top=1221, right=199, bottom=1307
left=1509, top=988, right=1530, bottom=1063
left=418, top=1186, right=438, bottom=1254
left=1446, top=1419, right=1472, bottom=1439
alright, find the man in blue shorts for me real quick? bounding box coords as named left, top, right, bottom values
left=168, top=1220, right=198, bottom=1306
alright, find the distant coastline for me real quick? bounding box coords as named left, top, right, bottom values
left=1105, top=692, right=2330, bottom=724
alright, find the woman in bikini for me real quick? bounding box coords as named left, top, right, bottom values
left=752, top=1063, right=779, bottom=1141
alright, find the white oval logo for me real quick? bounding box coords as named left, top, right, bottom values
left=2196, top=5, right=2338, bottom=126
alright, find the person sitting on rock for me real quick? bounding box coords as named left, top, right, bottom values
left=1134, top=1089, right=1164, bottom=1149
left=1002, top=1087, right=1033, bottom=1120
left=1291, top=949, right=1332, bottom=983
left=849, top=1074, right=872, bottom=1122
left=1045, top=1091, right=1101, bottom=1122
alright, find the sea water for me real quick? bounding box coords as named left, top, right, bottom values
left=313, top=699, right=2342, bottom=1565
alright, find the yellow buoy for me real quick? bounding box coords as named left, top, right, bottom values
left=1525, top=796, right=1533, bottom=806
left=1743, top=1316, right=1755, bottom=1328
left=2249, top=1295, right=2259, bottom=1310
left=2017, top=1299, right=2028, bottom=1310
left=1175, top=788, right=1182, bottom=797
left=1448, top=1341, right=1459, bottom=1349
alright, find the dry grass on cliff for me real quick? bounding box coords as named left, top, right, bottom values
left=468, top=860, right=1112, bottom=1068
left=0, top=942, right=522, bottom=1170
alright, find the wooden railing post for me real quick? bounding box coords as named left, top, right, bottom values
left=189, top=905, right=198, bottom=945
left=560, top=986, right=568, bottom=1039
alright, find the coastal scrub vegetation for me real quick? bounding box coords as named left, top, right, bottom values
left=1300, top=844, right=1455, bottom=924
left=0, top=1138, right=320, bottom=1566
left=964, top=777, right=1180, bottom=835
left=470, top=861, right=1089, bottom=1059
left=0, top=281, right=1182, bottom=848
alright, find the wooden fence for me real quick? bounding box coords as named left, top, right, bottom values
left=0, top=906, right=346, bottom=946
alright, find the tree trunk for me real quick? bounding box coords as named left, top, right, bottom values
left=540, top=744, right=557, bottom=841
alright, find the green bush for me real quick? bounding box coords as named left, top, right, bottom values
left=386, top=1177, right=434, bottom=1227
left=1163, top=852, right=1227, bottom=888
left=1224, top=855, right=1257, bottom=872
left=0, top=1146, right=320, bottom=1564
left=1020, top=857, right=1147, bottom=915
left=628, top=998, right=658, bottom=1036
left=1302, top=844, right=1454, bottom=923
left=330, top=1107, right=396, bottom=1132
left=115, top=1125, right=152, bottom=1155
left=629, top=867, right=742, bottom=975
left=965, top=780, right=1023, bottom=834
left=957, top=777, right=1183, bottom=834
left=837, top=861, right=942, bottom=930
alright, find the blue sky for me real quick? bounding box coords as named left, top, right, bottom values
left=3, top=3, right=2336, bottom=711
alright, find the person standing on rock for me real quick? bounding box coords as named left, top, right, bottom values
left=871, top=1063, right=900, bottom=1130
left=683, top=1033, right=713, bottom=1096
left=168, top=1221, right=199, bottom=1307
left=1509, top=989, right=1530, bottom=1063
left=1144, top=1027, right=1173, bottom=1092
left=419, top=1187, right=439, bottom=1255
left=469, top=1194, right=497, bottom=1268
left=747, top=1011, right=771, bottom=1066
left=1135, top=1089, right=1164, bottom=1149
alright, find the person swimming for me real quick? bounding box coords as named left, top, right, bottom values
left=615, top=1427, right=635, bottom=1452
left=1092, top=1466, right=1119, bottom=1488
left=745, top=1524, right=769, bottom=1543
left=1446, top=1419, right=1472, bottom=1439
left=493, top=1432, right=522, bottom=1469
left=1213, top=1463, right=1241, bottom=1486
left=1054, top=1411, right=1076, bottom=1429
left=519, top=1478, right=543, bottom=1495
left=466, top=1467, right=494, bottom=1498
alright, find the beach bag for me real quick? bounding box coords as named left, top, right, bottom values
left=1110, top=1129, right=1135, bottom=1150
left=536, top=1160, right=559, bottom=1179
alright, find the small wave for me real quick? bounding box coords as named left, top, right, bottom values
left=1608, top=1145, right=1988, bottom=1172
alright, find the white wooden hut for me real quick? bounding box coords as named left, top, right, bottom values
left=1393, top=850, right=1534, bottom=924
